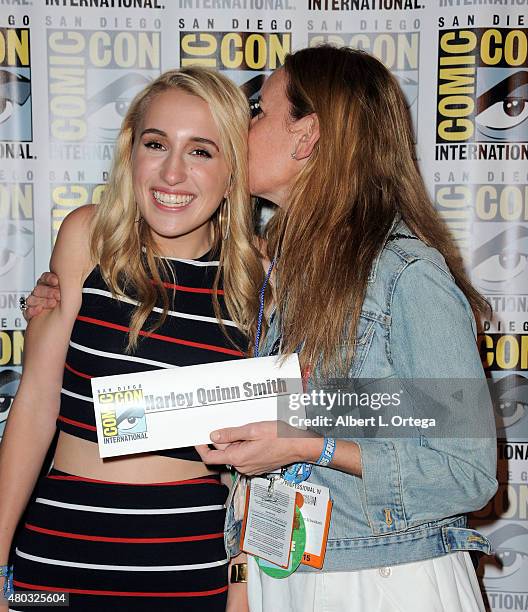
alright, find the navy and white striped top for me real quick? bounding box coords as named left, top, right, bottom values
left=58, top=252, right=248, bottom=461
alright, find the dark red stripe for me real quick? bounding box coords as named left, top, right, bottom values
left=24, top=523, right=223, bottom=544
left=65, top=363, right=92, bottom=379
left=161, top=282, right=225, bottom=296
left=57, top=415, right=97, bottom=432
left=13, top=580, right=228, bottom=598
left=47, top=474, right=221, bottom=486
left=77, top=315, right=243, bottom=356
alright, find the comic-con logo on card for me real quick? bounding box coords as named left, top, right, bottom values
left=98, top=388, right=147, bottom=441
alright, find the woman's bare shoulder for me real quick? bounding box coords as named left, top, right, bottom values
left=50, top=204, right=96, bottom=283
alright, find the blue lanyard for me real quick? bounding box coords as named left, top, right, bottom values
left=254, top=257, right=276, bottom=358
left=254, top=258, right=312, bottom=485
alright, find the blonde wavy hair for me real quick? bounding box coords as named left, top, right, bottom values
left=90, top=67, right=263, bottom=350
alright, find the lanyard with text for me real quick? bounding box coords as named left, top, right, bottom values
left=254, top=258, right=312, bottom=485
left=249, top=260, right=333, bottom=574
left=254, top=257, right=312, bottom=491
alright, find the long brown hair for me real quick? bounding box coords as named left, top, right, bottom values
left=90, top=67, right=263, bottom=350
left=267, top=45, right=487, bottom=376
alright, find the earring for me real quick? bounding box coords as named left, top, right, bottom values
left=220, top=197, right=231, bottom=241
left=290, top=151, right=297, bottom=160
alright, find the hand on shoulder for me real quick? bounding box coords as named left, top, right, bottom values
left=23, top=205, right=96, bottom=322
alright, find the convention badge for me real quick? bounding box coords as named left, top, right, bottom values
left=296, top=483, right=333, bottom=569
left=281, top=480, right=332, bottom=568
left=256, top=507, right=306, bottom=579
left=241, top=477, right=297, bottom=568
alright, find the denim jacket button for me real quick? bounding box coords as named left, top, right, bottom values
left=379, top=567, right=392, bottom=578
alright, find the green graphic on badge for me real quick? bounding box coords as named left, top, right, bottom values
left=256, top=507, right=306, bottom=579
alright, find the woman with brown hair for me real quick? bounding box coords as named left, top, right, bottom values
left=198, top=46, right=498, bottom=611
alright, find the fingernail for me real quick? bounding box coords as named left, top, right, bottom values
left=211, top=431, right=220, bottom=442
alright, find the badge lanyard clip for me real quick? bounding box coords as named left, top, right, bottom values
left=266, top=473, right=280, bottom=501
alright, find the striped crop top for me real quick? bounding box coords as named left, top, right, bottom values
left=58, top=251, right=248, bottom=461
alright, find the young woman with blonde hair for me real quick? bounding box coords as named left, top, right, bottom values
left=0, top=67, right=261, bottom=611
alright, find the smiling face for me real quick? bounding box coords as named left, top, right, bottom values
left=132, top=88, right=230, bottom=258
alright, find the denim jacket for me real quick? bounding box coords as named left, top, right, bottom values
left=225, top=220, right=498, bottom=572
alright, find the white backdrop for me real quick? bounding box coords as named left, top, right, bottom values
left=0, top=1, right=527, bottom=609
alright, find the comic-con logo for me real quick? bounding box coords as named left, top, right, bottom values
left=0, top=182, right=34, bottom=291
left=437, top=28, right=528, bottom=144
left=50, top=179, right=105, bottom=244
left=180, top=31, right=291, bottom=70
left=0, top=331, right=23, bottom=369
left=434, top=183, right=528, bottom=289
left=98, top=388, right=147, bottom=438
left=480, top=334, right=528, bottom=372
left=180, top=30, right=291, bottom=120
left=0, top=28, right=32, bottom=142
left=47, top=29, right=160, bottom=159
left=435, top=183, right=528, bottom=224
left=308, top=32, right=419, bottom=131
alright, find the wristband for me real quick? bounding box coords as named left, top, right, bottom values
left=1, top=564, right=13, bottom=598
left=315, top=437, right=336, bottom=466
left=230, top=563, right=248, bottom=583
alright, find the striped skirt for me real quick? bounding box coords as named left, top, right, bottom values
left=11, top=469, right=229, bottom=611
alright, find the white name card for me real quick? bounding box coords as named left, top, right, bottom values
left=90, top=354, right=302, bottom=458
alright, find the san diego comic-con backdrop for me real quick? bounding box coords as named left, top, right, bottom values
left=0, top=0, right=527, bottom=608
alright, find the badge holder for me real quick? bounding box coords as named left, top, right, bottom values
left=241, top=476, right=305, bottom=578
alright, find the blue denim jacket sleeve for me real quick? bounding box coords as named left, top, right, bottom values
left=356, top=259, right=498, bottom=533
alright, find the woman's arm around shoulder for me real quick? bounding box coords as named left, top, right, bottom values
left=0, top=205, right=95, bottom=566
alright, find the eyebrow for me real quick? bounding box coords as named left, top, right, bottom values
left=139, top=128, right=220, bottom=151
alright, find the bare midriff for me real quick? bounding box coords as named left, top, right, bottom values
left=53, top=431, right=218, bottom=483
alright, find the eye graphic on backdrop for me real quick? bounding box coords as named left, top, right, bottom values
left=489, top=374, right=528, bottom=431
left=0, top=369, right=21, bottom=437
left=476, top=71, right=528, bottom=141
left=0, top=70, right=31, bottom=125
left=472, top=225, right=528, bottom=293
left=87, top=73, right=151, bottom=142
left=483, top=524, right=528, bottom=585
